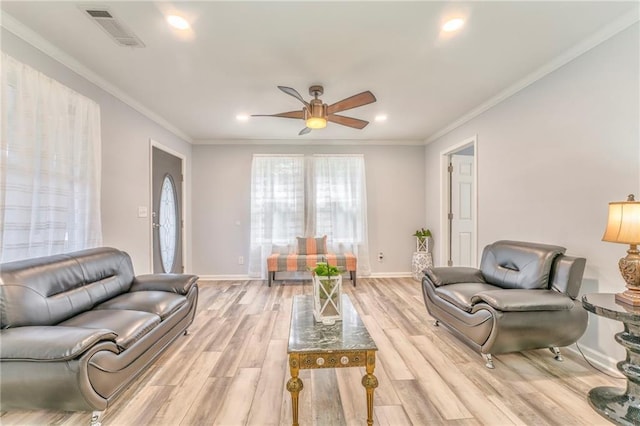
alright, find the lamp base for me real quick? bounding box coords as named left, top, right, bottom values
left=616, top=249, right=640, bottom=306
left=615, top=290, right=640, bottom=306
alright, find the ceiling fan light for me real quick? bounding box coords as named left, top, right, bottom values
left=442, top=18, right=464, bottom=32
left=167, top=15, right=190, bottom=30
left=306, top=117, right=327, bottom=129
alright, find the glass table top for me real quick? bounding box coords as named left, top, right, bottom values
left=288, top=294, right=377, bottom=353
left=582, top=293, right=640, bottom=324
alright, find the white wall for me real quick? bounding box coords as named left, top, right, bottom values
left=1, top=29, right=193, bottom=273
left=191, top=143, right=426, bottom=277
left=424, top=24, right=639, bottom=366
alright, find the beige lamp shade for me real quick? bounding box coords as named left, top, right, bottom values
left=602, top=197, right=640, bottom=244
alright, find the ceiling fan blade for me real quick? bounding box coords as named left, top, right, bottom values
left=278, top=86, right=309, bottom=107
left=327, top=91, right=376, bottom=114
left=251, top=110, right=304, bottom=119
left=299, top=127, right=312, bottom=135
left=327, top=114, right=369, bottom=129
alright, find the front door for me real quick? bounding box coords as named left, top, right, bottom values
left=152, top=146, right=183, bottom=273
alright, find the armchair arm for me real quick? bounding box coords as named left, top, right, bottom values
left=130, top=274, right=198, bottom=295
left=1, top=326, right=117, bottom=361
left=424, top=266, right=485, bottom=287
left=470, top=289, right=575, bottom=312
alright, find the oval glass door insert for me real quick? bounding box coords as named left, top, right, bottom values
left=159, top=174, right=178, bottom=272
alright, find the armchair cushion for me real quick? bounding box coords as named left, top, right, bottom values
left=480, top=241, right=565, bottom=290
left=130, top=274, right=198, bottom=295
left=0, top=326, right=117, bottom=361
left=435, top=283, right=502, bottom=312
left=470, top=289, right=575, bottom=312
left=425, top=266, right=486, bottom=287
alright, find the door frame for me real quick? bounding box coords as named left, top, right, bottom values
left=149, top=139, right=188, bottom=273
left=439, top=135, right=478, bottom=267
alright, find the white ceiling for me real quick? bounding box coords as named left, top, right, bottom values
left=2, top=1, right=638, bottom=143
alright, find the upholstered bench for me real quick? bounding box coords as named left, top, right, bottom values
left=266, top=236, right=357, bottom=287
left=267, top=252, right=357, bottom=287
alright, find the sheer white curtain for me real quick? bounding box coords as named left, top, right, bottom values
left=0, top=53, right=102, bottom=263
left=312, top=155, right=371, bottom=275
left=248, top=155, right=305, bottom=278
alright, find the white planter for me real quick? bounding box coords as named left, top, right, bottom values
left=313, top=274, right=343, bottom=325
left=416, top=236, right=433, bottom=253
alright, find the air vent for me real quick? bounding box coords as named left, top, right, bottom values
left=80, top=6, right=145, bottom=48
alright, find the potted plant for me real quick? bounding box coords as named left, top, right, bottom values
left=311, top=262, right=343, bottom=325
left=413, top=228, right=433, bottom=253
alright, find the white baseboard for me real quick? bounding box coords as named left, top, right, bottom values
left=198, top=274, right=251, bottom=281
left=197, top=272, right=413, bottom=281
left=565, top=343, right=621, bottom=377
left=368, top=272, right=413, bottom=278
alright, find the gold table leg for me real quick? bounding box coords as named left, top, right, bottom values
left=361, top=350, right=379, bottom=426
left=287, top=353, right=303, bottom=426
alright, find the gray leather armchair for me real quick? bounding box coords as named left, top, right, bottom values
left=0, top=247, right=198, bottom=424
left=422, top=240, right=587, bottom=368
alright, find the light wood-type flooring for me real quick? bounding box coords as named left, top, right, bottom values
left=1, top=278, right=620, bottom=425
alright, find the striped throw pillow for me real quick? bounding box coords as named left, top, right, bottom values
left=297, top=236, right=328, bottom=255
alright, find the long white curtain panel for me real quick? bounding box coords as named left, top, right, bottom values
left=0, top=53, right=102, bottom=262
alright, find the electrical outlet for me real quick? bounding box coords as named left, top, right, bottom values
left=378, top=252, right=384, bottom=262
left=238, top=256, right=244, bottom=265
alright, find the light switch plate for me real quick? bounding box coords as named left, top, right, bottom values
left=138, top=206, right=148, bottom=218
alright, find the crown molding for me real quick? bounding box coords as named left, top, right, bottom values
left=192, top=138, right=425, bottom=146
left=425, top=9, right=640, bottom=144
left=1, top=12, right=194, bottom=144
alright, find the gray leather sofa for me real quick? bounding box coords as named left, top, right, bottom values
left=422, top=240, right=587, bottom=369
left=0, top=247, right=198, bottom=424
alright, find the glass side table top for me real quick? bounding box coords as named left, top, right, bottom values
left=288, top=294, right=377, bottom=353
left=582, top=293, right=640, bottom=324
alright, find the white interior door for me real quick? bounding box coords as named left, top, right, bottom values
left=450, top=154, right=475, bottom=266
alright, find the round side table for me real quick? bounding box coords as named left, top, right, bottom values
left=582, top=293, right=640, bottom=426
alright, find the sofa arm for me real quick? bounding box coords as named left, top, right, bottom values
left=1, top=326, right=118, bottom=362
left=470, top=289, right=575, bottom=312
left=424, top=266, right=485, bottom=287
left=130, top=273, right=198, bottom=295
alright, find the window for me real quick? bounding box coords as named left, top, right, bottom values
left=249, top=154, right=370, bottom=278
left=0, top=54, right=102, bottom=262
left=248, top=155, right=305, bottom=277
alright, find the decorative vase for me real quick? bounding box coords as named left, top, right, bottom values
left=312, top=274, right=343, bottom=325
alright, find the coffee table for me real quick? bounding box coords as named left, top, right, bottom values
left=287, top=294, right=378, bottom=426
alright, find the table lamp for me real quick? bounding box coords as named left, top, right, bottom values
left=603, top=194, right=640, bottom=306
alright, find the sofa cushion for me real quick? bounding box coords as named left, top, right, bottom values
left=94, top=291, right=186, bottom=320
left=0, top=326, right=117, bottom=361
left=297, top=236, right=328, bottom=255
left=435, top=283, right=503, bottom=312
left=58, top=310, right=160, bottom=351
left=0, top=247, right=134, bottom=328
left=479, top=240, right=566, bottom=290
left=470, top=289, right=575, bottom=312
left=424, top=267, right=485, bottom=287
left=130, top=275, right=198, bottom=296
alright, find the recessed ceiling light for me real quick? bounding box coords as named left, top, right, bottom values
left=167, top=15, right=190, bottom=30
left=375, top=114, right=387, bottom=122
left=236, top=114, right=249, bottom=121
left=442, top=18, right=464, bottom=33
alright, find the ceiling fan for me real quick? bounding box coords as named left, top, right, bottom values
left=252, top=85, right=376, bottom=135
